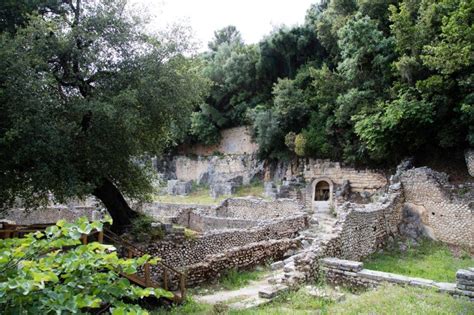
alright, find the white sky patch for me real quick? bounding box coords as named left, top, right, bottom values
left=129, top=0, right=316, bottom=50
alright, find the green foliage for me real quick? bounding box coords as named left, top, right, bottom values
left=364, top=238, right=474, bottom=282
left=0, top=218, right=172, bottom=314
left=294, top=134, right=307, bottom=157
left=0, top=0, right=208, bottom=213
left=220, top=268, right=264, bottom=290
left=130, top=216, right=164, bottom=243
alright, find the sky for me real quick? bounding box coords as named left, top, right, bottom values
left=130, top=0, right=316, bottom=50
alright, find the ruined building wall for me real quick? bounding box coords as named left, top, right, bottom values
left=324, top=189, right=404, bottom=261
left=400, top=167, right=474, bottom=248
left=178, top=126, right=258, bottom=156
left=303, top=159, right=387, bottom=193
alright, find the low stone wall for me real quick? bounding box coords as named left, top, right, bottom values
left=324, top=190, right=404, bottom=261
left=214, top=198, right=304, bottom=220
left=320, top=257, right=474, bottom=301
left=143, top=215, right=308, bottom=268
left=137, top=202, right=213, bottom=223
left=401, top=167, right=474, bottom=248
left=183, top=238, right=300, bottom=286
left=1, top=206, right=97, bottom=225
left=174, top=209, right=260, bottom=232
left=466, top=149, right=474, bottom=177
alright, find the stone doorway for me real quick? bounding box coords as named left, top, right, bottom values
left=314, top=181, right=330, bottom=201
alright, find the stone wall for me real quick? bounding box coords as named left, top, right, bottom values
left=1, top=206, right=97, bottom=225
left=178, top=126, right=258, bottom=156
left=303, top=159, right=387, bottom=193
left=171, top=154, right=262, bottom=185
left=320, top=257, right=474, bottom=301
left=400, top=167, right=474, bottom=248
left=142, top=215, right=308, bottom=268
left=137, top=202, right=214, bottom=223
left=466, top=149, right=474, bottom=177
left=214, top=198, right=304, bottom=220
left=323, top=190, right=404, bottom=261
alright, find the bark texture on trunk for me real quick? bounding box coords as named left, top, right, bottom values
left=92, top=178, right=138, bottom=233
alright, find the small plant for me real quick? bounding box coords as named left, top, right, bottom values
left=329, top=205, right=337, bottom=218
left=131, top=215, right=164, bottom=243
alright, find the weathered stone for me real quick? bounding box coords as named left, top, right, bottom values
left=167, top=179, right=193, bottom=196
left=258, top=284, right=289, bottom=299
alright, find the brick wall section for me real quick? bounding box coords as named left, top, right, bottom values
left=303, top=159, right=387, bottom=193
left=214, top=198, right=304, bottom=220
left=401, top=167, right=474, bottom=248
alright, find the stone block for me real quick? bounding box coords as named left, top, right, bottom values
left=167, top=180, right=193, bottom=195
left=456, top=269, right=474, bottom=280
left=258, top=284, right=289, bottom=299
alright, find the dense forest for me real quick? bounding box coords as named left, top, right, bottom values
left=0, top=0, right=472, bottom=229
left=187, top=0, right=473, bottom=165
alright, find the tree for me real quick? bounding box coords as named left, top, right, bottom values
left=0, top=0, right=208, bottom=231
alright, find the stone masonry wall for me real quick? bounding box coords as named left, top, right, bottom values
left=303, top=159, right=387, bottom=193
left=172, top=154, right=261, bottom=185
left=324, top=190, right=404, bottom=261
left=143, top=215, right=308, bottom=268
left=178, top=126, right=258, bottom=156
left=214, top=198, right=304, bottom=220
left=400, top=167, right=474, bottom=248
left=466, top=149, right=474, bottom=177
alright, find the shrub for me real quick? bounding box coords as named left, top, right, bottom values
left=0, top=217, right=172, bottom=314
left=131, top=215, right=164, bottom=243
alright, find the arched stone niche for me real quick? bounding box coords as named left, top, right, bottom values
left=311, top=178, right=334, bottom=213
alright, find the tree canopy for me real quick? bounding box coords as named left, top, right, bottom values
left=0, top=0, right=208, bottom=230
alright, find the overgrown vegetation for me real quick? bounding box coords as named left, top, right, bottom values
left=220, top=268, right=265, bottom=290
left=153, top=284, right=473, bottom=315
left=0, top=218, right=172, bottom=314
left=364, top=238, right=474, bottom=282
left=188, top=0, right=473, bottom=165
left=130, top=216, right=164, bottom=243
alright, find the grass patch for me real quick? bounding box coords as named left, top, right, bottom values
left=151, top=296, right=213, bottom=315
left=364, top=238, right=473, bottom=282
left=154, top=182, right=267, bottom=205
left=153, top=285, right=473, bottom=314
left=328, top=284, right=473, bottom=315
left=230, top=289, right=333, bottom=315
left=220, top=268, right=265, bottom=290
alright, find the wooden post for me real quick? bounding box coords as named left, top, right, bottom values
left=98, top=231, right=104, bottom=244
left=144, top=263, right=151, bottom=287
left=180, top=273, right=186, bottom=301
left=127, top=248, right=133, bottom=259
left=163, top=269, right=169, bottom=291
left=81, top=234, right=88, bottom=245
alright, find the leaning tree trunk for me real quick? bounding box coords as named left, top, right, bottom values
left=92, top=178, right=138, bottom=233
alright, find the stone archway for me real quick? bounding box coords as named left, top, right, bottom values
left=311, top=178, right=333, bottom=213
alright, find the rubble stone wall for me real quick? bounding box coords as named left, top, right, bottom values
left=143, top=215, right=308, bottom=268
left=214, top=198, right=304, bottom=220
left=184, top=238, right=299, bottom=286
left=324, top=191, right=404, bottom=261
left=177, top=126, right=258, bottom=156
left=400, top=167, right=474, bottom=248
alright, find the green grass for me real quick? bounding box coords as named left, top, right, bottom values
left=154, top=182, right=267, bottom=205
left=220, top=268, right=265, bottom=290
left=363, top=238, right=473, bottom=282
left=328, top=284, right=473, bottom=315
left=153, top=285, right=472, bottom=315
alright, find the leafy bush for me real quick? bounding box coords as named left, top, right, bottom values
left=0, top=217, right=172, bottom=314
left=131, top=215, right=164, bottom=243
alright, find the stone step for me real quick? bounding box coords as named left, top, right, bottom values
left=259, top=284, right=289, bottom=299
